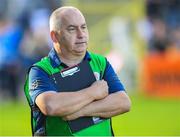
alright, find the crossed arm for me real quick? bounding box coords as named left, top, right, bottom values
left=36, top=80, right=131, bottom=120
left=62, top=91, right=131, bottom=120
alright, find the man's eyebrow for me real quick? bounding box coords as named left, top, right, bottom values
left=67, top=25, right=76, bottom=28
left=67, top=24, right=87, bottom=28
left=81, top=23, right=87, bottom=26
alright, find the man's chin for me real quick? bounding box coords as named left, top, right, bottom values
left=76, top=46, right=87, bottom=52
left=76, top=50, right=86, bottom=55
left=74, top=49, right=86, bottom=56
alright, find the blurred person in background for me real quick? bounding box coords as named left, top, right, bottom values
left=24, top=6, right=131, bottom=136
left=0, top=10, right=23, bottom=100
left=20, top=9, right=51, bottom=69
left=146, top=0, right=180, bottom=53
left=0, top=0, right=62, bottom=100
left=148, top=18, right=168, bottom=52
left=108, top=17, right=138, bottom=92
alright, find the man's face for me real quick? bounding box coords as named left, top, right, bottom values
left=55, top=10, right=89, bottom=56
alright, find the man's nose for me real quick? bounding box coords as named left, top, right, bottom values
left=77, top=29, right=84, bottom=38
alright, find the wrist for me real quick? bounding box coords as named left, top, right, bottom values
left=85, top=86, right=96, bottom=101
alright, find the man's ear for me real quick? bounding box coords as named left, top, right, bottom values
left=50, top=31, right=58, bottom=43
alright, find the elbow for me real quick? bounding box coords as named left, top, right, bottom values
left=43, top=103, right=67, bottom=116
left=121, top=92, right=131, bottom=113
left=39, top=97, right=56, bottom=115
left=35, top=93, right=67, bottom=116
left=116, top=96, right=131, bottom=114
left=123, top=97, right=131, bottom=113
left=125, top=101, right=131, bottom=112
left=40, top=102, right=55, bottom=116
left=40, top=101, right=65, bottom=116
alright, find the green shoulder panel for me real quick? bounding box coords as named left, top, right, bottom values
left=24, top=57, right=56, bottom=104
left=89, top=52, right=107, bottom=78
left=35, top=57, right=60, bottom=75
left=24, top=56, right=61, bottom=105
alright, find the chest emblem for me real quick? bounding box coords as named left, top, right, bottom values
left=94, top=72, right=100, bottom=80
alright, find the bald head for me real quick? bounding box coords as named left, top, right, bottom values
left=49, top=6, right=85, bottom=31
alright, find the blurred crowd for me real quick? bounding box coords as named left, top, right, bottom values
left=139, top=0, right=180, bottom=53
left=0, top=0, right=62, bottom=100
left=0, top=0, right=179, bottom=100
left=137, top=0, right=180, bottom=97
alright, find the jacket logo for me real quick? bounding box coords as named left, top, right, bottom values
left=31, top=80, right=39, bottom=90
left=94, top=72, right=100, bottom=80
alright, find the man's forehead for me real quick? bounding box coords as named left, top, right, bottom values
left=61, top=11, right=86, bottom=27
left=60, top=8, right=83, bottom=18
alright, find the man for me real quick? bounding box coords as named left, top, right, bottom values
left=24, top=6, right=131, bottom=136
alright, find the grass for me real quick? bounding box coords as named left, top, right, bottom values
left=0, top=94, right=180, bottom=136
left=0, top=100, right=31, bottom=136
left=112, top=94, right=180, bottom=136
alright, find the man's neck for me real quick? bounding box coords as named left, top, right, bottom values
left=58, top=52, right=85, bottom=67
left=59, top=54, right=85, bottom=67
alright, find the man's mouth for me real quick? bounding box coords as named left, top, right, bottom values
left=75, top=42, right=87, bottom=44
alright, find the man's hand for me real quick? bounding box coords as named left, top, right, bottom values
left=61, top=80, right=109, bottom=121
left=89, top=80, right=109, bottom=100
left=62, top=110, right=82, bottom=121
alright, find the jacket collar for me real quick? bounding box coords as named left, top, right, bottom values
left=48, top=48, right=91, bottom=68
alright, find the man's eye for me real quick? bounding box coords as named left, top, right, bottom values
left=82, top=26, right=86, bottom=29
left=68, top=28, right=75, bottom=31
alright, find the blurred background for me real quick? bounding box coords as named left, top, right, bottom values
left=0, top=0, right=180, bottom=136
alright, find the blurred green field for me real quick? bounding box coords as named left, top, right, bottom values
left=0, top=94, right=180, bottom=136
left=112, top=94, right=180, bottom=136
